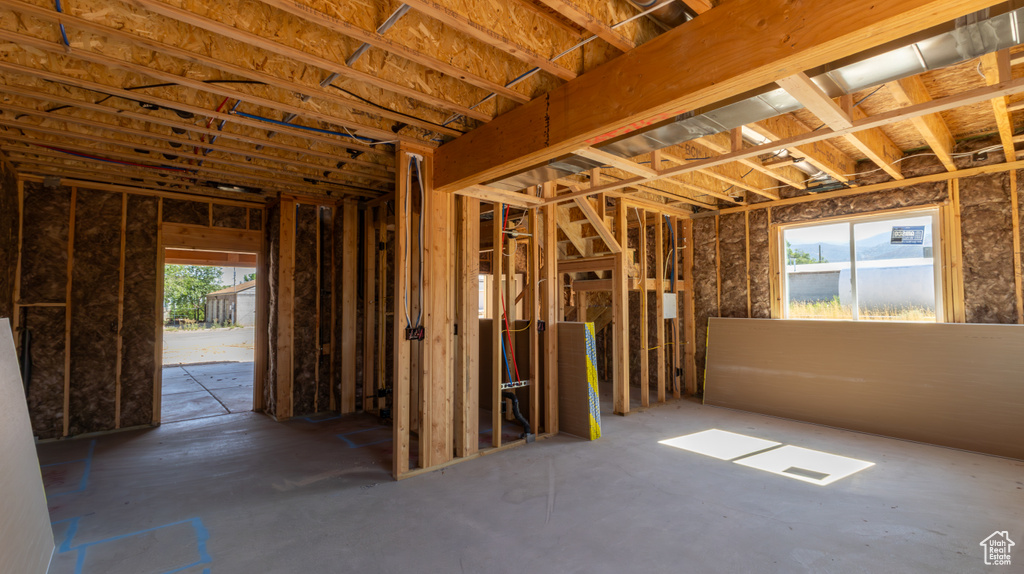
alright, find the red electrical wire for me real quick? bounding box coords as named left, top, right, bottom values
left=195, top=97, right=231, bottom=156
left=499, top=204, right=522, bottom=382
left=36, top=144, right=193, bottom=173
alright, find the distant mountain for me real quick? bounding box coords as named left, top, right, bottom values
left=789, top=228, right=932, bottom=263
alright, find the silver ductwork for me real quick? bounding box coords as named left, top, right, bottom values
left=486, top=5, right=1024, bottom=192
left=625, top=0, right=693, bottom=30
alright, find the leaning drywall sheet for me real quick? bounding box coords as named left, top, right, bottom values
left=704, top=318, right=1024, bottom=459
left=0, top=318, right=55, bottom=574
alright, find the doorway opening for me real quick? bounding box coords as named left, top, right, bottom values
left=159, top=249, right=258, bottom=424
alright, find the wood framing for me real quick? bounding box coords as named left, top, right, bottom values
left=612, top=198, right=629, bottom=414
left=434, top=0, right=1002, bottom=191
left=340, top=202, right=359, bottom=414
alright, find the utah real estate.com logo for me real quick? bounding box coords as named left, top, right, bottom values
left=980, top=531, right=1014, bottom=566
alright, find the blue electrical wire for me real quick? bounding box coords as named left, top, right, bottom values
left=54, top=0, right=70, bottom=48
left=231, top=110, right=380, bottom=144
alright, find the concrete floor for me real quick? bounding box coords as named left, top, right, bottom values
left=161, top=362, right=254, bottom=423
left=38, top=400, right=1023, bottom=573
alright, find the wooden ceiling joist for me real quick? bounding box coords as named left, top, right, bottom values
left=538, top=74, right=1024, bottom=205
left=0, top=58, right=389, bottom=160
left=886, top=76, right=957, bottom=172
left=126, top=0, right=492, bottom=123
left=981, top=49, right=1017, bottom=163
left=401, top=0, right=577, bottom=81
left=696, top=134, right=808, bottom=190
left=776, top=72, right=903, bottom=180
left=433, top=0, right=1004, bottom=192
left=0, top=100, right=392, bottom=187
left=7, top=0, right=460, bottom=140
left=532, top=0, right=634, bottom=52
left=0, top=28, right=424, bottom=147
left=749, top=115, right=857, bottom=182
left=257, top=0, right=531, bottom=105
left=0, top=82, right=393, bottom=177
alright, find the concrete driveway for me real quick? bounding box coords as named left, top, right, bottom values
left=162, top=326, right=254, bottom=365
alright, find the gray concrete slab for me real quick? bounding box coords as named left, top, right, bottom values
left=38, top=402, right=1024, bottom=574
left=161, top=362, right=253, bottom=423
left=160, top=390, right=228, bottom=423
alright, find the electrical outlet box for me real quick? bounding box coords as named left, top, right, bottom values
left=663, top=293, right=678, bottom=319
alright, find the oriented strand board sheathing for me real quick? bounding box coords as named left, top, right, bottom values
left=263, top=203, right=280, bottom=415
left=717, top=212, right=746, bottom=318
left=691, top=217, right=718, bottom=391
left=68, top=189, right=122, bottom=435
left=211, top=204, right=248, bottom=229
left=118, top=195, right=159, bottom=428
left=704, top=318, right=1024, bottom=460
left=292, top=203, right=318, bottom=415
left=959, top=172, right=1018, bottom=323
left=747, top=209, right=771, bottom=318
left=161, top=198, right=210, bottom=226
left=24, top=306, right=65, bottom=439
left=19, top=182, right=70, bottom=304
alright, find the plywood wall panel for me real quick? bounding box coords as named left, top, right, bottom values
left=19, top=183, right=70, bottom=304
left=24, top=306, right=65, bottom=439
left=704, top=318, right=1024, bottom=459
left=959, top=173, right=1018, bottom=323
left=68, top=189, right=122, bottom=435
left=119, top=195, right=159, bottom=428
left=211, top=204, right=248, bottom=229
left=292, top=203, right=318, bottom=415
left=718, top=212, right=747, bottom=318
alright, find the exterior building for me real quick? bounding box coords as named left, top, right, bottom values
left=205, top=280, right=256, bottom=326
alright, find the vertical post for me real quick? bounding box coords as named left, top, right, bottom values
left=1010, top=170, right=1023, bottom=324
left=341, top=201, right=358, bottom=413
left=577, top=291, right=587, bottom=322
left=541, top=183, right=559, bottom=434
left=420, top=149, right=452, bottom=468
left=745, top=210, right=752, bottom=318
left=377, top=211, right=386, bottom=411
left=253, top=206, right=268, bottom=412
left=363, top=207, right=377, bottom=412
left=492, top=202, right=503, bottom=447
left=681, top=218, right=694, bottom=398
left=277, top=196, right=296, bottom=420
left=393, top=153, right=412, bottom=478
left=655, top=213, right=665, bottom=403
left=638, top=207, right=649, bottom=408
left=454, top=196, right=480, bottom=457
left=326, top=207, right=336, bottom=411
left=153, top=197, right=164, bottom=421
left=612, top=198, right=629, bottom=415
left=528, top=200, right=540, bottom=437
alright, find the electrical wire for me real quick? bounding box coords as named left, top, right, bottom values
left=328, top=84, right=468, bottom=134
left=54, top=0, right=70, bottom=49
left=35, top=143, right=194, bottom=173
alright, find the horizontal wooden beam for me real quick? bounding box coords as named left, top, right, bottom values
left=558, top=254, right=616, bottom=273
left=533, top=0, right=634, bottom=52
left=539, top=75, right=1024, bottom=205
left=162, top=223, right=262, bottom=252
left=434, top=0, right=1001, bottom=191
left=165, top=249, right=258, bottom=267
left=455, top=185, right=543, bottom=208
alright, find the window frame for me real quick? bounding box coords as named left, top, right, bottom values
left=776, top=206, right=944, bottom=323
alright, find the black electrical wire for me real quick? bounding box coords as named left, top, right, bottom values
left=328, top=84, right=468, bottom=135
left=36, top=79, right=266, bottom=115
